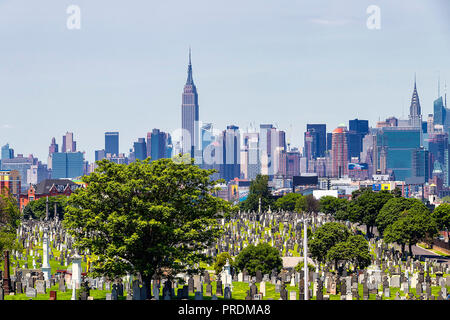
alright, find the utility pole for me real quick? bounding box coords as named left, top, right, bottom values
left=303, top=215, right=308, bottom=300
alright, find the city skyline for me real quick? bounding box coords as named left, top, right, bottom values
left=0, top=1, right=449, bottom=163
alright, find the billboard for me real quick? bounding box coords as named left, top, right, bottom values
left=348, top=163, right=369, bottom=171
left=293, top=175, right=318, bottom=186
left=373, top=183, right=391, bottom=191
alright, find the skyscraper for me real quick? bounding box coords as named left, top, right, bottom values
left=221, top=125, right=241, bottom=182
left=48, top=138, right=58, bottom=154
left=331, top=125, right=348, bottom=178
left=1, top=144, right=14, bottom=160
left=348, top=119, right=369, bottom=160
left=304, top=130, right=318, bottom=161
left=181, top=49, right=199, bottom=157
left=409, top=78, right=422, bottom=128
left=105, top=132, right=119, bottom=157
left=51, top=152, right=84, bottom=179
left=259, top=124, right=286, bottom=177
left=134, top=138, right=147, bottom=160
left=306, top=124, right=326, bottom=157
left=375, top=127, right=423, bottom=182
left=62, top=132, right=76, bottom=153
left=47, top=138, right=59, bottom=170
left=146, top=129, right=172, bottom=161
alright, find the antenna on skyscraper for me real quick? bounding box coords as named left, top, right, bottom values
left=438, top=71, right=441, bottom=98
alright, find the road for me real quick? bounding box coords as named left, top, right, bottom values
left=356, top=225, right=450, bottom=267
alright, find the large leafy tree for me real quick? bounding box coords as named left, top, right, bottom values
left=376, top=197, right=423, bottom=235
left=274, top=193, right=303, bottom=212
left=63, top=158, right=230, bottom=297
left=432, top=203, right=450, bottom=231
left=384, top=204, right=438, bottom=256
left=308, top=222, right=351, bottom=263
left=348, top=190, right=393, bottom=238
left=319, top=196, right=348, bottom=216
left=22, top=195, right=68, bottom=220
left=295, top=194, right=320, bottom=213
left=0, top=192, right=22, bottom=253
left=326, top=235, right=371, bottom=272
left=240, top=175, right=274, bottom=212
left=234, top=243, right=282, bottom=275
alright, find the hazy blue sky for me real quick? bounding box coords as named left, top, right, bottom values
left=0, top=0, right=449, bottom=162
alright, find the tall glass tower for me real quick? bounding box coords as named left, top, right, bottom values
left=181, top=49, right=199, bottom=157
left=105, top=132, right=119, bottom=157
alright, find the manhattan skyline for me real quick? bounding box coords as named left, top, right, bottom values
left=0, top=0, right=449, bottom=163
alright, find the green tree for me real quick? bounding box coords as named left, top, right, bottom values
left=0, top=192, right=22, bottom=253
left=432, top=203, right=450, bottom=231
left=213, top=252, right=233, bottom=275
left=274, top=193, right=303, bottom=212
left=376, top=197, right=422, bottom=235
left=295, top=194, right=319, bottom=213
left=240, top=175, right=274, bottom=212
left=63, top=157, right=230, bottom=298
left=326, top=235, right=371, bottom=272
left=22, top=195, right=68, bottom=220
left=384, top=205, right=438, bottom=256
left=234, top=243, right=282, bottom=276
left=348, top=190, right=393, bottom=238
left=319, top=196, right=348, bottom=216
left=308, top=222, right=351, bottom=263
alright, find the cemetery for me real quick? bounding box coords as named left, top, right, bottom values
left=0, top=160, right=449, bottom=301
left=1, top=210, right=449, bottom=301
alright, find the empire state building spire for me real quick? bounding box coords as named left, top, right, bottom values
left=409, top=75, right=422, bottom=128
left=186, top=47, right=194, bottom=85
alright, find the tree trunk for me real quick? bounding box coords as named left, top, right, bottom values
left=401, top=243, right=405, bottom=255
left=409, top=243, right=413, bottom=257
left=143, top=273, right=153, bottom=300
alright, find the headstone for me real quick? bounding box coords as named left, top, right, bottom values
left=205, top=283, right=212, bottom=297
left=224, top=286, right=232, bottom=300
left=132, top=280, right=141, bottom=300
left=26, top=287, right=37, bottom=298
left=260, top=281, right=266, bottom=297
left=289, top=291, right=297, bottom=300
left=36, top=280, right=46, bottom=294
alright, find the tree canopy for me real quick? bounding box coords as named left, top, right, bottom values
left=376, top=197, right=423, bottom=235
left=384, top=204, right=438, bottom=256
left=63, top=157, right=230, bottom=297
left=326, top=234, right=371, bottom=271
left=432, top=203, right=450, bottom=231
left=273, top=193, right=303, bottom=212
left=319, top=196, right=348, bottom=216
left=295, top=194, right=320, bottom=213
left=234, top=242, right=282, bottom=276
left=22, top=195, right=67, bottom=220
left=239, top=175, right=274, bottom=212
left=347, top=190, right=393, bottom=238
left=308, top=222, right=351, bottom=263
left=0, top=192, right=22, bottom=253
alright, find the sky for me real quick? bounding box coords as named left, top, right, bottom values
left=0, top=0, right=449, bottom=163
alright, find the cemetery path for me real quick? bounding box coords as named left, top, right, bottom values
left=357, top=225, right=450, bottom=267
left=411, top=245, right=450, bottom=267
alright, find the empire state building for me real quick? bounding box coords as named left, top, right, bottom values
left=181, top=49, right=199, bottom=157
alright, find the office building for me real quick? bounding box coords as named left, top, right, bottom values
left=105, top=132, right=119, bottom=157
